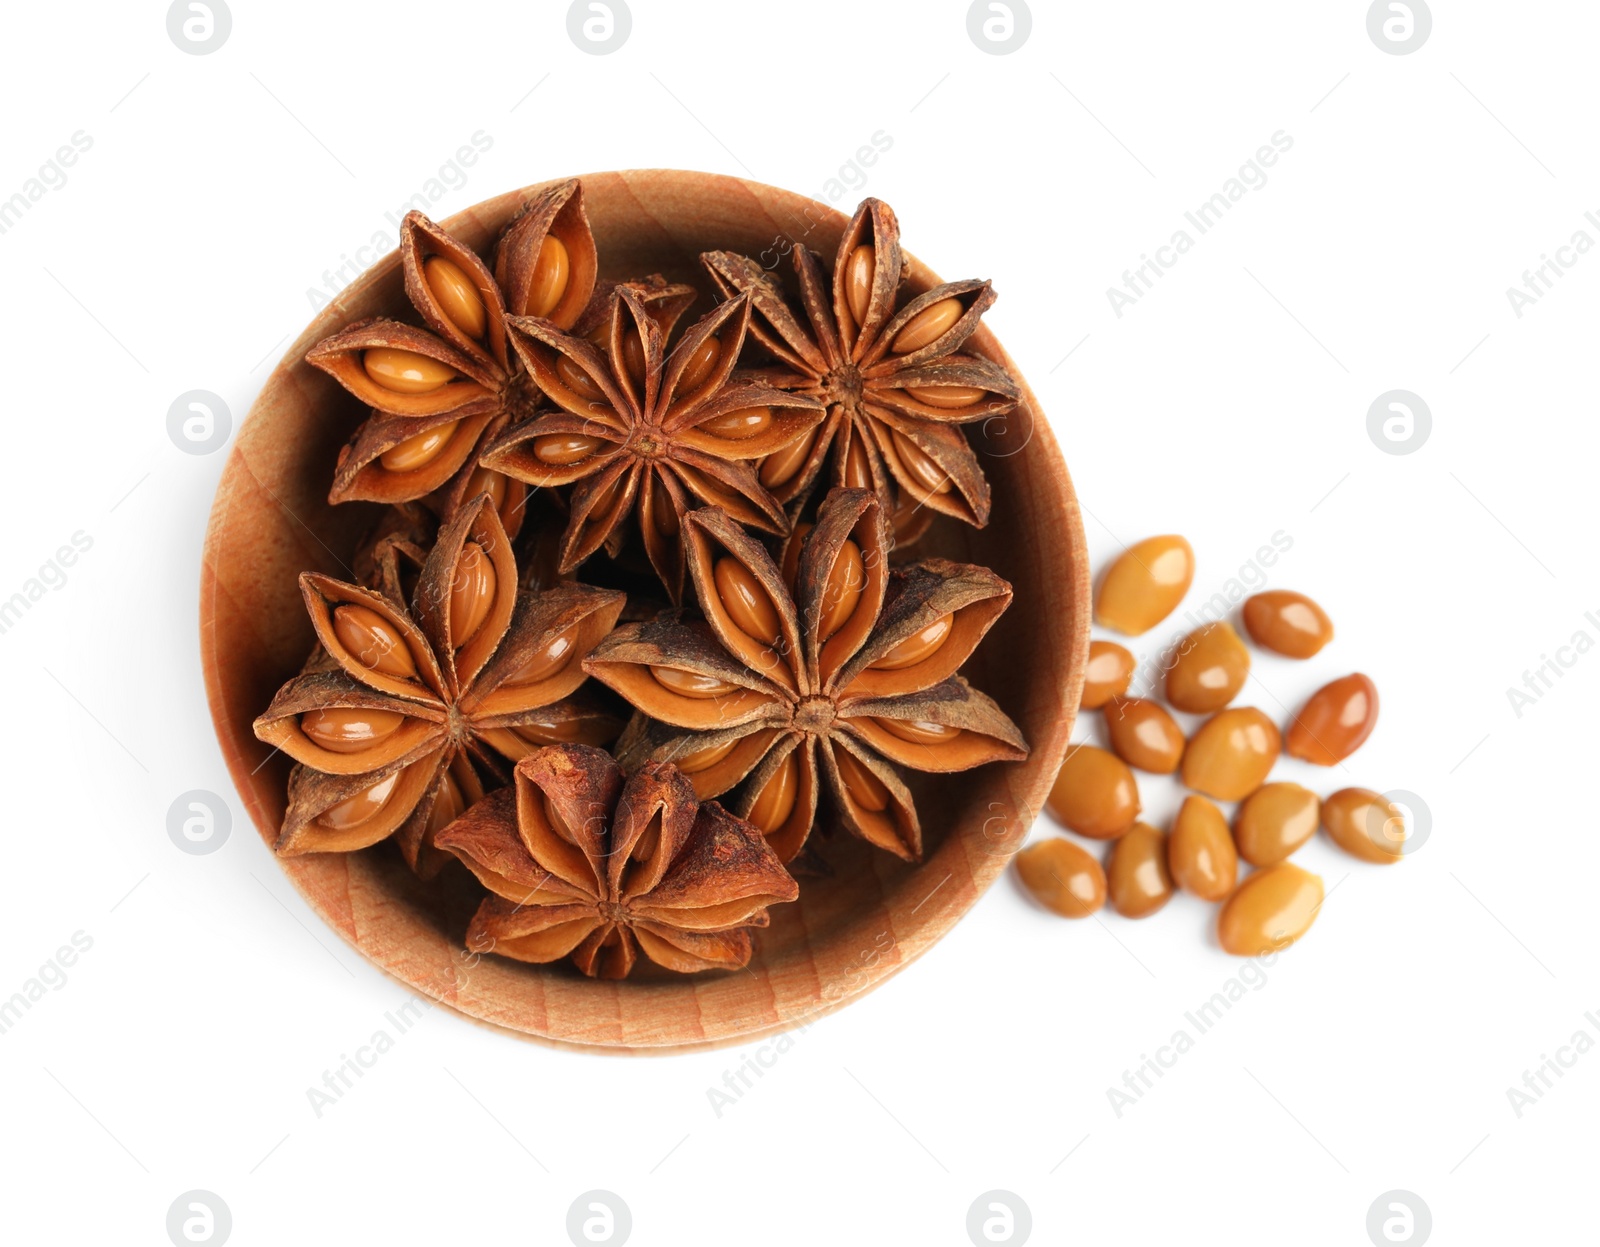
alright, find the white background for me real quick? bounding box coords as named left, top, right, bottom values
left=1, top=1, right=1594, bottom=1244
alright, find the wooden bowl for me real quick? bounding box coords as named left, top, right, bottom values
left=200, top=170, right=1088, bottom=1052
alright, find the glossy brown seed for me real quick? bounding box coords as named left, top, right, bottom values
left=301, top=707, right=404, bottom=754
left=1217, top=863, right=1324, bottom=955
left=1080, top=640, right=1135, bottom=709
left=1166, top=621, right=1250, bottom=714
left=1234, top=783, right=1320, bottom=867
left=677, top=335, right=722, bottom=394
left=1046, top=744, right=1140, bottom=839
left=650, top=476, right=680, bottom=539
left=466, top=466, right=509, bottom=516
left=1015, top=838, right=1106, bottom=918
left=759, top=426, right=817, bottom=488
left=844, top=243, right=875, bottom=327
left=747, top=751, right=799, bottom=832
left=533, top=432, right=603, bottom=466
left=1242, top=590, right=1334, bottom=659
left=875, top=717, right=962, bottom=745
left=892, top=297, right=963, bottom=354
left=835, top=748, right=890, bottom=811
left=1095, top=535, right=1195, bottom=636
left=425, top=770, right=465, bottom=835
left=620, top=331, right=647, bottom=385
left=502, top=623, right=579, bottom=686
left=1103, top=697, right=1185, bottom=774
left=379, top=420, right=458, bottom=472
left=890, top=431, right=952, bottom=494
left=1167, top=795, right=1237, bottom=900
left=699, top=406, right=772, bottom=441
left=817, top=539, right=865, bottom=641
left=904, top=383, right=986, bottom=409
left=317, top=770, right=401, bottom=831
left=714, top=557, right=782, bottom=647
left=677, top=737, right=738, bottom=774
left=1286, top=674, right=1379, bottom=766
left=650, top=666, right=740, bottom=699
left=449, top=541, right=496, bottom=646
left=423, top=256, right=487, bottom=340
left=843, top=435, right=873, bottom=488
left=332, top=604, right=417, bottom=679
left=554, top=355, right=607, bottom=401
left=362, top=347, right=455, bottom=395
left=1322, top=787, right=1407, bottom=863
left=1182, top=707, right=1280, bottom=802
left=869, top=613, right=953, bottom=671
left=1106, top=823, right=1174, bottom=918
left=527, top=235, right=570, bottom=319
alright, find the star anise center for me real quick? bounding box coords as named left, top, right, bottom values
left=794, top=695, right=836, bottom=734
left=822, top=363, right=865, bottom=412
left=597, top=902, right=628, bottom=923
left=627, top=429, right=665, bottom=458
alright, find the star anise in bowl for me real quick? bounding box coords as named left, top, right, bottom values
left=582, top=487, right=1029, bottom=863
left=436, top=743, right=798, bottom=978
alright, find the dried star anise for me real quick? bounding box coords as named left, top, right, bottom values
left=479, top=285, right=827, bottom=602
left=581, top=488, right=1029, bottom=863
left=252, top=494, right=625, bottom=870
left=435, top=743, right=798, bottom=978
left=702, top=198, right=1020, bottom=543
left=305, top=180, right=600, bottom=528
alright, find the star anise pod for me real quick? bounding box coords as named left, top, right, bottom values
left=435, top=744, right=798, bottom=978
left=582, top=488, right=1029, bottom=863
left=701, top=198, right=1020, bottom=543
left=305, top=180, right=599, bottom=523
left=252, top=495, right=625, bottom=866
left=479, top=286, right=827, bottom=603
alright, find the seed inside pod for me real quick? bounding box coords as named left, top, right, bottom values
left=502, top=623, right=579, bottom=686
left=650, top=666, right=740, bottom=699
left=844, top=243, right=875, bottom=327
left=1286, top=673, right=1379, bottom=766
left=890, top=430, right=952, bottom=494
left=527, top=235, right=570, bottom=318
left=379, top=420, right=458, bottom=472
left=1095, top=534, right=1195, bottom=636
left=540, top=790, right=577, bottom=843
left=869, top=613, right=953, bottom=671
left=332, top=604, right=417, bottom=679
left=760, top=426, right=818, bottom=488
left=1015, top=838, right=1106, bottom=918
left=676, top=335, right=721, bottom=394
left=620, top=330, right=646, bottom=385
left=834, top=748, right=890, bottom=811
left=1081, top=640, right=1135, bottom=710
left=1321, top=787, right=1407, bottom=863
left=650, top=476, right=680, bottom=539
left=1046, top=744, right=1139, bottom=839
left=450, top=541, right=496, bottom=646
left=1242, top=590, right=1334, bottom=659
left=677, top=737, right=739, bottom=774
left=423, top=255, right=487, bottom=340
left=466, top=466, right=509, bottom=515
left=699, top=406, right=772, bottom=441
left=1234, top=782, right=1320, bottom=867
left=301, top=707, right=405, bottom=753
left=892, top=296, right=963, bottom=354
left=425, top=769, right=464, bottom=835
left=1166, top=621, right=1250, bottom=714
left=817, top=539, right=864, bottom=641
left=533, top=432, right=603, bottom=466
left=714, top=557, right=782, bottom=647
left=843, top=434, right=873, bottom=488
left=1217, top=862, right=1324, bottom=956
left=1167, top=794, right=1237, bottom=900
left=903, top=383, right=986, bottom=409
left=362, top=347, right=456, bottom=395
left=746, top=751, right=799, bottom=832
left=1106, top=822, right=1174, bottom=918
left=875, top=717, right=962, bottom=745
left=316, top=770, right=401, bottom=831
left=781, top=522, right=813, bottom=591
left=554, top=355, right=607, bottom=401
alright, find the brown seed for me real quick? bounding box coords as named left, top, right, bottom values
left=1047, top=744, right=1140, bottom=839
left=301, top=707, right=405, bottom=754
left=1015, top=838, right=1106, bottom=918
left=502, top=623, right=579, bottom=686
left=620, top=331, right=646, bottom=385
left=425, top=769, right=465, bottom=836
left=1080, top=640, right=1135, bottom=709
left=650, top=666, right=740, bottom=699
left=892, top=296, right=963, bottom=354
left=362, top=347, right=455, bottom=395
left=843, top=434, right=873, bottom=488
left=1095, top=535, right=1195, bottom=636
left=1234, top=782, right=1320, bottom=867
left=1321, top=787, right=1407, bottom=863
left=532, top=432, right=602, bottom=466
left=834, top=748, right=890, bottom=811
left=747, top=751, right=799, bottom=832
left=1167, top=795, right=1237, bottom=900
left=869, top=613, right=953, bottom=671
left=844, top=243, right=875, bottom=327
left=379, top=420, right=458, bottom=472
left=677, top=737, right=738, bottom=774
left=1103, top=696, right=1185, bottom=774
left=760, top=426, right=817, bottom=488
left=904, top=384, right=986, bottom=409
left=1286, top=674, right=1378, bottom=766
left=1182, top=707, right=1280, bottom=802
left=1217, top=863, right=1324, bottom=955
left=1242, top=590, right=1334, bottom=658
left=780, top=522, right=813, bottom=592
left=699, top=406, right=772, bottom=441
left=423, top=255, right=487, bottom=340
left=890, top=430, right=952, bottom=494
left=714, top=557, right=782, bottom=647
left=875, top=717, right=962, bottom=745
left=650, top=476, right=680, bottom=539
left=317, top=770, right=401, bottom=831
left=677, top=335, right=721, bottom=394
left=817, top=539, right=864, bottom=641
left=1106, top=823, right=1174, bottom=918
left=554, top=355, right=607, bottom=401
left=466, top=466, right=509, bottom=516
left=332, top=604, right=417, bottom=679
left=1166, top=621, right=1250, bottom=714
left=527, top=235, right=570, bottom=318
left=450, top=541, right=496, bottom=647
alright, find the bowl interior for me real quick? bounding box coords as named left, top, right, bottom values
left=200, top=170, right=1088, bottom=1051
